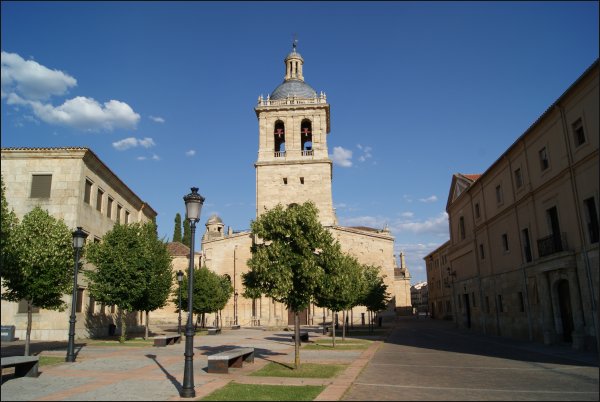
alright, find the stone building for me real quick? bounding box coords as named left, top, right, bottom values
left=200, top=44, right=412, bottom=327
left=1, top=147, right=157, bottom=340
left=411, top=281, right=429, bottom=314
left=425, top=60, right=599, bottom=351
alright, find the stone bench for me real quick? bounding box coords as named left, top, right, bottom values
left=0, top=356, right=39, bottom=379
left=290, top=331, right=309, bottom=343
left=207, top=328, right=221, bottom=335
left=231, top=324, right=241, bottom=330
left=207, top=347, right=254, bottom=374
left=153, top=334, right=181, bottom=347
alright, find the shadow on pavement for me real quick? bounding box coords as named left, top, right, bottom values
left=145, top=354, right=182, bottom=394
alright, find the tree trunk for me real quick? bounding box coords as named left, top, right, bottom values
left=342, top=310, right=346, bottom=341
left=294, top=311, right=300, bottom=369
left=119, top=309, right=127, bottom=343
left=219, top=310, right=222, bottom=329
left=144, top=311, right=149, bottom=340
left=25, top=300, right=32, bottom=356
left=332, top=310, right=337, bottom=348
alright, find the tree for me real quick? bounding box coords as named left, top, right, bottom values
left=1, top=175, right=17, bottom=273
left=243, top=201, right=331, bottom=368
left=360, top=264, right=390, bottom=332
left=86, top=222, right=151, bottom=342
left=314, top=251, right=365, bottom=346
left=131, top=222, right=173, bottom=340
left=174, top=266, right=232, bottom=328
left=1, top=207, right=73, bottom=356
left=173, top=213, right=182, bottom=243
left=181, top=217, right=191, bottom=246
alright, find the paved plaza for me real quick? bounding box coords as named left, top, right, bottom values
left=1, top=318, right=598, bottom=401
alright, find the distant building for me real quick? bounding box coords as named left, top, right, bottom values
left=1, top=147, right=157, bottom=340
left=425, top=60, right=599, bottom=351
left=411, top=282, right=429, bottom=314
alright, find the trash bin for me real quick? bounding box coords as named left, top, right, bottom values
left=108, top=323, right=116, bottom=336
left=1, top=325, right=16, bottom=341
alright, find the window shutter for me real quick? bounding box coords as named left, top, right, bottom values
left=30, top=174, right=52, bottom=198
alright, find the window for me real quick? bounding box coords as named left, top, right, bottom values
left=107, top=197, right=113, bottom=218
left=479, top=243, right=485, bottom=260
left=539, top=147, right=549, bottom=171
left=17, top=300, right=40, bottom=314
left=125, top=210, right=130, bottom=224
left=274, top=120, right=286, bottom=157
left=502, top=234, right=509, bottom=252
left=474, top=203, right=480, bottom=219
left=30, top=174, right=52, bottom=198
left=283, top=178, right=288, bottom=185
left=522, top=228, right=532, bottom=262
left=495, top=185, right=503, bottom=204
left=471, top=292, right=476, bottom=308
left=300, top=177, right=304, bottom=184
left=76, top=288, right=84, bottom=313
left=572, top=118, right=586, bottom=147
left=459, top=216, right=465, bottom=240
left=96, top=188, right=104, bottom=212
left=584, top=197, right=599, bottom=243
left=88, top=296, right=96, bottom=314
left=514, top=168, right=523, bottom=189
left=110, top=305, right=116, bottom=314
left=117, top=205, right=122, bottom=223
left=517, top=292, right=525, bottom=312
left=497, top=295, right=504, bottom=313
left=84, top=179, right=93, bottom=204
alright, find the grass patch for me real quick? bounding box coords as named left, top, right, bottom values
left=39, top=356, right=66, bottom=366
left=302, top=339, right=371, bottom=350
left=201, top=383, right=325, bottom=401
left=87, top=338, right=154, bottom=347
left=250, top=362, right=345, bottom=378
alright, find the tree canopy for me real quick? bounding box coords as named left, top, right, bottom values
left=0, top=175, right=17, bottom=273
left=1, top=206, right=74, bottom=355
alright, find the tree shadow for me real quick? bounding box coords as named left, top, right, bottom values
left=145, top=354, right=181, bottom=393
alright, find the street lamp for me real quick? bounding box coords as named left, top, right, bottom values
left=233, top=245, right=238, bottom=327
left=66, top=227, right=87, bottom=363
left=181, top=187, right=205, bottom=398
left=177, top=270, right=184, bottom=335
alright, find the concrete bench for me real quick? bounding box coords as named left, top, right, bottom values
left=153, top=334, right=181, bottom=347
left=0, top=356, right=39, bottom=378
left=290, top=331, right=309, bottom=343
left=207, top=328, right=221, bottom=335
left=231, top=324, right=241, bottom=330
left=207, top=347, right=254, bottom=374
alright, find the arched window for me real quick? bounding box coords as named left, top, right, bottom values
left=274, top=120, right=285, bottom=157
left=301, top=119, right=313, bottom=155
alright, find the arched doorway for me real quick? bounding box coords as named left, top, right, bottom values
left=557, top=279, right=574, bottom=343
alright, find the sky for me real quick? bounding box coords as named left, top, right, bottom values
left=1, top=1, right=598, bottom=284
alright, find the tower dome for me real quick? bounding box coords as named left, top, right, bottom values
left=270, top=42, right=317, bottom=100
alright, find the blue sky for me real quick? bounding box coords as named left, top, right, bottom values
left=2, top=1, right=598, bottom=284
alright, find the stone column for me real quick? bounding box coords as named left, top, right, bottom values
left=536, top=272, right=556, bottom=345
left=567, top=268, right=586, bottom=350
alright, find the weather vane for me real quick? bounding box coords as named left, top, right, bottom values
left=292, top=33, right=298, bottom=51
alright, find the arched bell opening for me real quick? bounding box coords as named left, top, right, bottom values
left=274, top=120, right=286, bottom=157
left=301, top=119, right=313, bottom=155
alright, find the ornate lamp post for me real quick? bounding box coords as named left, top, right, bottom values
left=177, top=270, right=184, bottom=335
left=66, top=227, right=87, bottom=362
left=181, top=187, right=205, bottom=398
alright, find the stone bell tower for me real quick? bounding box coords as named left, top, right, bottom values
left=254, top=42, right=335, bottom=226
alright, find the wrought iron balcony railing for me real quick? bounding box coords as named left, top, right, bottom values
left=537, top=232, right=568, bottom=258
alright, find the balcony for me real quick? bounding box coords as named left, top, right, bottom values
left=537, top=232, right=568, bottom=258
left=301, top=150, right=314, bottom=156
left=274, top=151, right=286, bottom=158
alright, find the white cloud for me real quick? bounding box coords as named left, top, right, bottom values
left=151, top=154, right=160, bottom=161
left=185, top=149, right=196, bottom=157
left=330, top=146, right=353, bottom=167
left=419, top=195, right=438, bottom=203
left=113, top=137, right=155, bottom=151
left=2, top=51, right=140, bottom=131
left=149, top=115, right=165, bottom=123
left=1, top=51, right=77, bottom=100
left=400, top=211, right=414, bottom=218
left=136, top=156, right=147, bottom=161
left=357, top=144, right=372, bottom=162
left=391, top=212, right=449, bottom=235
left=402, top=194, right=413, bottom=203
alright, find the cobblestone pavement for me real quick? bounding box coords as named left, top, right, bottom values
left=342, top=318, right=599, bottom=401
left=2, top=319, right=597, bottom=401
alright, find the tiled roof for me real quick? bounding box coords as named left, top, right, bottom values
left=462, top=174, right=481, bottom=182
left=166, top=242, right=190, bottom=256
left=348, top=226, right=380, bottom=233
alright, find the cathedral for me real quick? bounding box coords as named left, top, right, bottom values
left=199, top=43, right=412, bottom=327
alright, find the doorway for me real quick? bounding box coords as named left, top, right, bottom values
left=463, top=293, right=471, bottom=328
left=557, top=280, right=574, bottom=342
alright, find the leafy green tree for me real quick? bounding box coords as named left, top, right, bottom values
left=181, top=218, right=191, bottom=246
left=1, top=207, right=73, bottom=356
left=86, top=222, right=151, bottom=342
left=131, top=222, right=173, bottom=340
left=243, top=201, right=331, bottom=368
left=360, top=264, right=390, bottom=332
left=1, top=175, right=18, bottom=273
left=173, top=213, right=182, bottom=243
left=314, top=251, right=365, bottom=346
